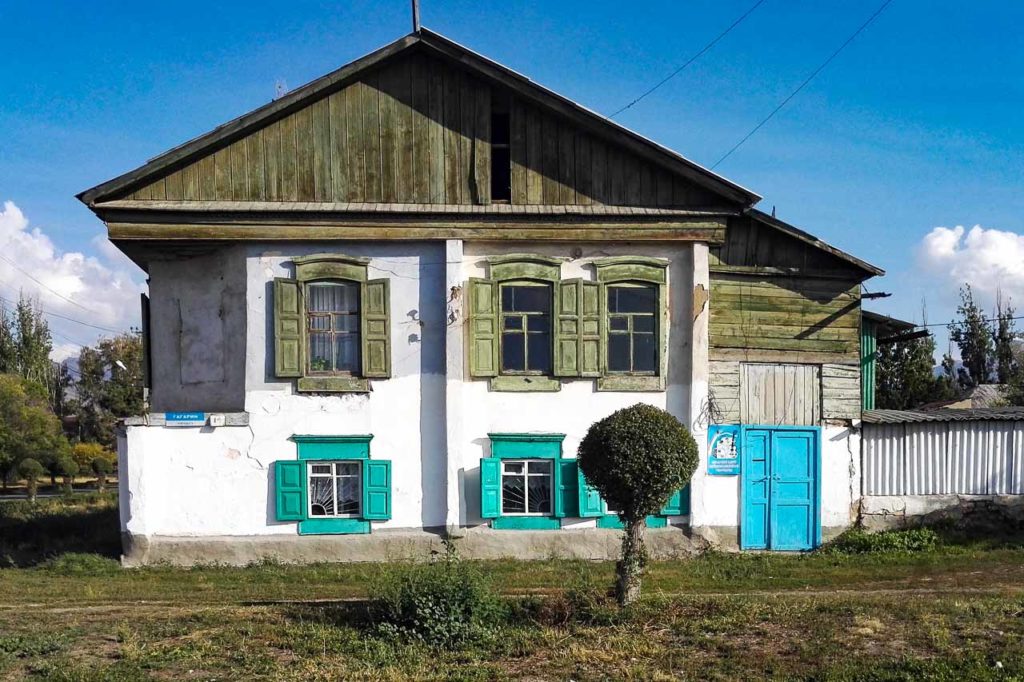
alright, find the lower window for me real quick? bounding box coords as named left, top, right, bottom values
left=308, top=461, right=362, bottom=518
left=501, top=459, right=553, bottom=515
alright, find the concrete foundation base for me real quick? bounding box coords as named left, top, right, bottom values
left=861, top=495, right=1024, bottom=532
left=122, top=525, right=710, bottom=567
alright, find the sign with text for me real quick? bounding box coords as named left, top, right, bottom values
left=708, top=425, right=741, bottom=476
left=164, top=412, right=206, bottom=427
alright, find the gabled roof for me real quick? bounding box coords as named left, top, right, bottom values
left=747, top=208, right=884, bottom=277
left=78, top=28, right=761, bottom=208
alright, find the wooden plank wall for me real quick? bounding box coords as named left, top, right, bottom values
left=125, top=52, right=718, bottom=208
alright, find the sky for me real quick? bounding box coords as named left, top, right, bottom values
left=1, top=0, right=1023, bottom=361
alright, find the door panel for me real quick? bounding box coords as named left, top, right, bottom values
left=740, top=429, right=770, bottom=550
left=769, top=430, right=817, bottom=551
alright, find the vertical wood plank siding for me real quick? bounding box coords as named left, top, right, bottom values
left=125, top=53, right=718, bottom=207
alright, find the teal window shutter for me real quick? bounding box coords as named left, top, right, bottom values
left=660, top=486, right=689, bottom=516
left=555, top=460, right=578, bottom=517
left=480, top=458, right=501, bottom=518
left=577, top=467, right=604, bottom=518
left=274, top=460, right=305, bottom=521
left=362, top=460, right=392, bottom=520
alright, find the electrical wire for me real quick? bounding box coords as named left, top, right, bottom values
left=608, top=0, right=768, bottom=118
left=0, top=253, right=100, bottom=315
left=0, top=294, right=124, bottom=333
left=711, top=0, right=895, bottom=169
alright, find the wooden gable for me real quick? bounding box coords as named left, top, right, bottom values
left=85, top=33, right=751, bottom=210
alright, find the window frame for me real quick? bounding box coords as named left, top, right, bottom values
left=304, top=280, right=362, bottom=377
left=307, top=459, right=363, bottom=519
left=499, top=458, right=555, bottom=516
left=605, top=282, right=659, bottom=376
left=498, top=280, right=554, bottom=377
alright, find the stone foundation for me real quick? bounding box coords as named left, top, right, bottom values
left=861, top=495, right=1024, bottom=532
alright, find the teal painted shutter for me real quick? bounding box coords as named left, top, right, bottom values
left=553, top=279, right=581, bottom=376
left=660, top=486, right=691, bottom=516
left=577, top=466, right=603, bottom=517
left=140, top=293, right=152, bottom=389
left=274, top=278, right=303, bottom=378
left=362, top=459, right=392, bottom=520
left=468, top=279, right=499, bottom=377
left=480, top=458, right=501, bottom=518
left=555, top=460, right=578, bottom=517
left=274, top=460, right=305, bottom=521
left=580, top=281, right=602, bottom=377
left=361, top=278, right=391, bottom=378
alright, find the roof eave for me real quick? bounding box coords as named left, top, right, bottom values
left=746, top=208, right=884, bottom=278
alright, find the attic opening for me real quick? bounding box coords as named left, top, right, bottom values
left=490, top=93, right=511, bottom=203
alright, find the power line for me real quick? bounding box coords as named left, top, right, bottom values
left=917, top=314, right=1024, bottom=329
left=711, top=0, right=895, bottom=169
left=609, top=0, right=767, bottom=118
left=0, top=295, right=123, bottom=333
left=0, top=252, right=99, bottom=315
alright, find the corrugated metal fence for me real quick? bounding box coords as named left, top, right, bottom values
left=864, top=420, right=1024, bottom=495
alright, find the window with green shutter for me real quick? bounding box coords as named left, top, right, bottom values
left=272, top=253, right=391, bottom=393
left=480, top=433, right=578, bottom=529
left=272, top=435, right=392, bottom=535
left=577, top=467, right=690, bottom=529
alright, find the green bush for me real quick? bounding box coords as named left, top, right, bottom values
left=41, top=552, right=121, bottom=576
left=823, top=527, right=940, bottom=555
left=368, top=538, right=504, bottom=649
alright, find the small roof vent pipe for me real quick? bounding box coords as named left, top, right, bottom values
left=412, top=0, right=421, bottom=33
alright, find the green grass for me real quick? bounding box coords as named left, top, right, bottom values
left=1, top=495, right=1023, bottom=679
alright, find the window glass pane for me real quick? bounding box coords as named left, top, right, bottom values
left=503, top=316, right=523, bottom=331
left=608, top=286, right=656, bottom=313
left=526, top=315, right=550, bottom=333
left=501, top=333, right=525, bottom=371
left=504, top=285, right=551, bottom=313
left=609, top=316, right=628, bottom=332
left=502, top=472, right=526, bottom=513
left=608, top=334, right=631, bottom=372
left=309, top=476, right=335, bottom=516
left=527, top=460, right=552, bottom=475
left=527, top=470, right=552, bottom=513
left=309, top=333, right=332, bottom=371
left=503, top=461, right=524, bottom=474
left=527, top=332, right=551, bottom=373
left=634, top=315, right=655, bottom=333
left=336, top=461, right=360, bottom=476
left=336, top=475, right=361, bottom=515
left=309, top=314, right=330, bottom=331
left=334, top=314, right=360, bottom=332
left=335, top=335, right=360, bottom=372
left=311, top=464, right=332, bottom=475
left=634, top=333, right=657, bottom=373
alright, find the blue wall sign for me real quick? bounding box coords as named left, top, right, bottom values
left=165, top=412, right=206, bottom=427
left=708, top=425, right=741, bottom=476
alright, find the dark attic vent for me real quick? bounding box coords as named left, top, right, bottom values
left=490, top=93, right=511, bottom=202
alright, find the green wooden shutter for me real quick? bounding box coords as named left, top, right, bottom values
left=660, top=485, right=691, bottom=516
left=468, top=279, right=499, bottom=378
left=274, top=278, right=303, bottom=378
left=555, top=459, right=578, bottom=517
left=362, top=459, right=392, bottom=520
left=361, top=278, right=391, bottom=378
left=580, top=281, right=602, bottom=377
left=140, top=293, right=152, bottom=389
left=480, top=458, right=501, bottom=518
left=554, top=279, right=581, bottom=376
left=274, top=460, right=305, bottom=521
left=577, top=467, right=604, bottom=517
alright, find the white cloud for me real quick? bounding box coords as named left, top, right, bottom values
left=0, top=200, right=146, bottom=361
left=919, top=224, right=1024, bottom=304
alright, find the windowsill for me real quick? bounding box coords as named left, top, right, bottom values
left=597, top=375, right=665, bottom=392
left=491, top=516, right=560, bottom=530
left=298, top=518, right=371, bottom=535
left=489, top=375, right=561, bottom=392
left=297, top=376, right=370, bottom=393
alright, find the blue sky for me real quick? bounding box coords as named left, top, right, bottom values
left=2, top=1, right=1022, bottom=358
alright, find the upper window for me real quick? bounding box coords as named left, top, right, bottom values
left=273, top=254, right=391, bottom=392
left=607, top=284, right=658, bottom=374
left=500, top=283, right=552, bottom=374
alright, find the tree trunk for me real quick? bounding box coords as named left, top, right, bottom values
left=27, top=481, right=37, bottom=504
left=616, top=519, right=647, bottom=606
left=97, top=475, right=106, bottom=493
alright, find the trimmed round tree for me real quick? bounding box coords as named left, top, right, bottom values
left=578, top=404, right=699, bottom=605
left=91, top=457, right=113, bottom=493
left=17, top=458, right=45, bottom=503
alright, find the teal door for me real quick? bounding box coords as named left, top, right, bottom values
left=741, top=427, right=820, bottom=551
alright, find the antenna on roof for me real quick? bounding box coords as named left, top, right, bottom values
left=771, top=205, right=776, bottom=218
left=411, top=0, right=421, bottom=33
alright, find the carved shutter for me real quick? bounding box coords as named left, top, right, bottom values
left=555, top=459, right=578, bottom=518
left=274, top=278, right=303, bottom=378
left=553, top=279, right=581, bottom=377
left=577, top=467, right=604, bottom=518
left=468, top=278, right=499, bottom=378
left=361, top=278, right=391, bottom=378
left=362, top=459, right=392, bottom=520
left=274, top=460, right=305, bottom=521
left=140, top=293, right=152, bottom=389
left=580, top=281, right=602, bottom=377
left=480, top=458, right=501, bottom=518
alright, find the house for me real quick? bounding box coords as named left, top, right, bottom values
left=78, top=29, right=884, bottom=565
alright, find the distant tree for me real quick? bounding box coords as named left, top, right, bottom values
left=992, top=290, right=1018, bottom=384
left=17, top=458, right=44, bottom=503
left=578, top=404, right=698, bottom=606
left=91, top=457, right=112, bottom=493
left=72, top=442, right=115, bottom=474
left=72, top=333, right=144, bottom=448
left=876, top=332, right=956, bottom=409
left=59, top=457, right=78, bottom=494
left=948, top=285, right=993, bottom=389
left=0, top=374, right=70, bottom=491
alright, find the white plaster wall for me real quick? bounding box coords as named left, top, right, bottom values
left=123, top=242, right=448, bottom=537
left=456, top=242, right=696, bottom=526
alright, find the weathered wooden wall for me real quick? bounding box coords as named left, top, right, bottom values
left=124, top=51, right=719, bottom=208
